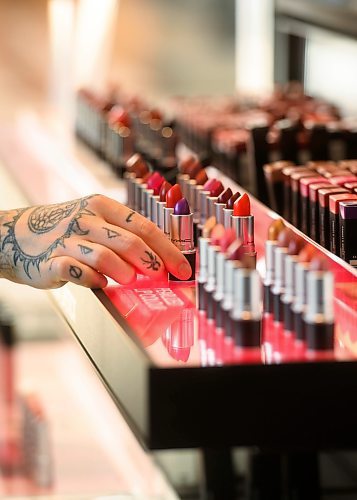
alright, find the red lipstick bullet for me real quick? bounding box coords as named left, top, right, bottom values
left=164, top=184, right=182, bottom=238
left=231, top=193, right=256, bottom=268
left=156, top=181, right=172, bottom=229
left=214, top=187, right=233, bottom=225
left=223, top=191, right=241, bottom=228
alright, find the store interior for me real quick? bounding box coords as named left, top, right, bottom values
left=1, top=1, right=357, bottom=499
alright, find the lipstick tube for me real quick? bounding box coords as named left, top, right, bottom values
left=125, top=172, right=136, bottom=209
left=300, top=176, right=324, bottom=236
left=292, top=260, right=309, bottom=342
left=308, top=182, right=332, bottom=242
left=204, top=242, right=220, bottom=321
left=142, top=187, right=154, bottom=218
left=157, top=200, right=166, bottom=230
left=230, top=268, right=262, bottom=348
left=318, top=187, right=348, bottom=248
left=221, top=259, right=238, bottom=340
left=199, top=189, right=211, bottom=226
left=231, top=215, right=256, bottom=268
left=271, top=242, right=289, bottom=323
left=281, top=242, right=303, bottom=333
left=198, top=236, right=210, bottom=311
left=282, top=166, right=310, bottom=221
left=303, top=269, right=334, bottom=351
left=329, top=193, right=357, bottom=256
left=263, top=220, right=285, bottom=314
left=169, top=204, right=196, bottom=282
left=339, top=201, right=357, bottom=267
left=290, top=171, right=316, bottom=229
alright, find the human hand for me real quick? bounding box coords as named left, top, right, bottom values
left=0, top=194, right=192, bottom=289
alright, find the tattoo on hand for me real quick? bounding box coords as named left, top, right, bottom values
left=69, top=265, right=82, bottom=279
left=141, top=251, right=161, bottom=271
left=103, top=227, right=121, bottom=239
left=79, top=244, right=93, bottom=255
left=125, top=211, right=135, bottom=223
left=1, top=196, right=95, bottom=279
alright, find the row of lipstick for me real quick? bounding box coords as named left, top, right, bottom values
left=124, top=153, right=335, bottom=353
left=264, top=160, right=357, bottom=266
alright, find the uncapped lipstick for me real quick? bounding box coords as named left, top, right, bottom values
left=231, top=193, right=256, bottom=268
left=339, top=201, right=357, bottom=267
left=156, top=181, right=172, bottom=230
left=189, top=169, right=208, bottom=243
left=264, top=219, right=285, bottom=314
left=230, top=268, right=262, bottom=349
left=271, top=228, right=293, bottom=323
left=145, top=172, right=164, bottom=220
left=196, top=178, right=220, bottom=240
left=214, top=188, right=233, bottom=225
left=135, top=171, right=151, bottom=213
left=169, top=198, right=196, bottom=282
left=304, top=257, right=335, bottom=352
left=291, top=244, right=316, bottom=342
left=308, top=182, right=332, bottom=242
left=177, top=155, right=199, bottom=191
left=328, top=193, right=357, bottom=256
left=164, top=308, right=194, bottom=362
left=223, top=191, right=240, bottom=228
left=290, top=171, right=317, bottom=229
left=206, top=180, right=224, bottom=219
left=281, top=235, right=305, bottom=333
left=124, top=153, right=149, bottom=209
left=204, top=224, right=225, bottom=322
left=183, top=161, right=203, bottom=199
left=318, top=187, right=349, bottom=248
left=164, top=184, right=182, bottom=238
left=282, top=166, right=311, bottom=221
left=197, top=216, right=216, bottom=311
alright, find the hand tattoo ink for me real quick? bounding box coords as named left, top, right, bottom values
left=69, top=265, right=82, bottom=279
left=141, top=251, right=161, bottom=271
left=125, top=211, right=135, bottom=223
left=78, top=244, right=93, bottom=255
left=103, top=227, right=121, bottom=239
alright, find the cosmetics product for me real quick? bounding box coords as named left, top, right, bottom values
left=263, top=161, right=293, bottom=213
left=328, top=193, right=357, bottom=256
left=223, top=191, right=240, bottom=228
left=291, top=244, right=316, bottom=342
left=124, top=153, right=149, bottom=209
left=339, top=201, right=357, bottom=267
left=165, top=308, right=194, bottom=362
left=304, top=257, right=334, bottom=351
left=299, top=176, right=324, bottom=235
left=169, top=198, right=196, bottom=282
left=150, top=174, right=165, bottom=224
left=318, top=187, right=348, bottom=248
left=203, top=224, right=225, bottom=323
left=188, top=169, right=208, bottom=212
left=134, top=171, right=151, bottom=213
left=230, top=268, right=262, bottom=348
left=271, top=228, right=293, bottom=323
left=156, top=181, right=172, bottom=230
left=307, top=160, right=336, bottom=174
left=213, top=228, right=236, bottom=331
left=281, top=236, right=304, bottom=333
left=197, top=216, right=216, bottom=311
left=330, top=175, right=357, bottom=186
left=206, top=180, right=224, bottom=219
left=282, top=166, right=311, bottom=221
left=290, top=171, right=317, bottom=229
left=264, top=219, right=285, bottom=314
left=214, top=188, right=233, bottom=224
left=164, top=184, right=182, bottom=238
left=231, top=193, right=256, bottom=268
left=344, top=181, right=357, bottom=191
left=145, top=172, right=164, bottom=220
left=308, top=182, right=332, bottom=242
left=183, top=161, right=203, bottom=199
left=177, top=155, right=198, bottom=191
left=197, top=179, right=221, bottom=240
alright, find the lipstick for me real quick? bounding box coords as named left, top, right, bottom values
left=318, top=187, right=349, bottom=248
left=308, top=182, right=332, bottom=242
left=164, top=308, right=194, bottom=362
left=291, top=244, right=316, bottom=342
left=290, top=171, right=317, bottom=229
left=344, top=181, right=357, bottom=191
left=135, top=171, right=151, bottom=213
left=230, top=268, right=262, bottom=348
left=188, top=168, right=208, bottom=212
left=328, top=193, right=357, bottom=256
left=231, top=193, right=256, bottom=268
left=156, top=181, right=172, bottom=230
left=339, top=201, right=357, bottom=267
left=271, top=228, right=293, bottom=323
left=263, top=161, right=293, bottom=214
left=304, top=257, right=334, bottom=352
left=329, top=175, right=357, bottom=186
left=264, top=219, right=285, bottom=314
left=145, top=172, right=164, bottom=220
left=169, top=198, right=196, bottom=282
left=281, top=235, right=305, bottom=333
left=177, top=155, right=199, bottom=191
left=213, top=228, right=237, bottom=331
left=124, top=153, right=149, bottom=209
left=214, top=188, right=233, bottom=224
left=282, top=166, right=311, bottom=221
left=299, top=176, right=324, bottom=235
left=206, top=180, right=224, bottom=220
left=164, top=184, right=182, bottom=238
left=197, top=216, right=216, bottom=311
left=204, top=224, right=225, bottom=322
left=223, top=191, right=240, bottom=228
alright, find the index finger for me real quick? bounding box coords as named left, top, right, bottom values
left=90, top=195, right=192, bottom=280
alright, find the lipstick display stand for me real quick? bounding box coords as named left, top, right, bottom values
left=1, top=121, right=357, bottom=499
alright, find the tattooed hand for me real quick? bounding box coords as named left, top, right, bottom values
left=0, top=194, right=192, bottom=289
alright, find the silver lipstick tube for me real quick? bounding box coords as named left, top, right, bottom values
left=187, top=180, right=197, bottom=209
left=163, top=206, right=174, bottom=238
left=133, top=179, right=144, bottom=212
left=194, top=185, right=204, bottom=223
left=197, top=236, right=210, bottom=310
left=271, top=247, right=288, bottom=296
left=177, top=173, right=190, bottom=192
left=143, top=189, right=154, bottom=218
left=231, top=268, right=262, bottom=321
left=199, top=190, right=211, bottom=225
left=207, top=196, right=219, bottom=219
left=213, top=251, right=225, bottom=303
left=232, top=215, right=254, bottom=245
left=223, top=208, right=233, bottom=228
left=151, top=195, right=160, bottom=224
left=170, top=213, right=194, bottom=251
left=292, top=262, right=309, bottom=316
left=157, top=201, right=166, bottom=230
left=215, top=203, right=226, bottom=225
left=264, top=240, right=277, bottom=287
left=124, top=172, right=136, bottom=208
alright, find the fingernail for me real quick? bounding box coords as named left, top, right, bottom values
left=178, top=261, right=192, bottom=279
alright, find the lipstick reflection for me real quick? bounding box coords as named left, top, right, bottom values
left=162, top=308, right=194, bottom=363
